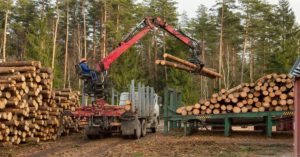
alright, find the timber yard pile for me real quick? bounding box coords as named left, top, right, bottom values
left=176, top=73, right=294, bottom=116
left=0, top=61, right=80, bottom=146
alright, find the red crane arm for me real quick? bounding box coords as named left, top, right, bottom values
left=100, top=26, right=152, bottom=70
left=153, top=17, right=196, bottom=49
left=98, top=16, right=201, bottom=72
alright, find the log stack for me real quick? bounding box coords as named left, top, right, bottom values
left=177, top=74, right=294, bottom=116
left=0, top=61, right=80, bottom=146
left=54, top=89, right=80, bottom=135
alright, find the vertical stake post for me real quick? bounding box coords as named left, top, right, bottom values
left=294, top=78, right=300, bottom=157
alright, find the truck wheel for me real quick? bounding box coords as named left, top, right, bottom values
left=150, top=117, right=158, bottom=133
left=87, top=134, right=94, bottom=139
left=151, top=127, right=157, bottom=133
left=141, top=120, right=147, bottom=137
left=134, top=120, right=141, bottom=139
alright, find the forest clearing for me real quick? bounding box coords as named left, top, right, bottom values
left=0, top=124, right=294, bottom=157
left=0, top=0, right=300, bottom=157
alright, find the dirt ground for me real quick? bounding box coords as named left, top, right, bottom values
left=0, top=127, right=293, bottom=157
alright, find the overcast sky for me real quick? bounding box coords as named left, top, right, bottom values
left=176, top=0, right=300, bottom=23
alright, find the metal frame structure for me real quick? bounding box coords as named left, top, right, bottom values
left=163, top=88, right=294, bottom=137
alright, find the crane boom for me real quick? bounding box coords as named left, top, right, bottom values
left=98, top=16, right=202, bottom=72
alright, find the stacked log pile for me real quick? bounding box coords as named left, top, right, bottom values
left=0, top=61, right=80, bottom=146
left=177, top=74, right=294, bottom=116
left=54, top=89, right=80, bottom=135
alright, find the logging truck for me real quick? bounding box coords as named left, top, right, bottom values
left=84, top=80, right=160, bottom=139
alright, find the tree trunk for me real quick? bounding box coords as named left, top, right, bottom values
left=51, top=1, right=60, bottom=70
left=154, top=31, right=158, bottom=81
left=116, top=4, right=120, bottom=33
left=201, top=33, right=208, bottom=99
left=218, top=0, right=225, bottom=89
left=77, top=24, right=81, bottom=88
left=92, top=22, right=96, bottom=67
left=241, top=12, right=249, bottom=84
left=64, top=2, right=69, bottom=88
left=231, top=47, right=236, bottom=81
left=163, top=32, right=168, bottom=81
left=83, top=5, right=87, bottom=59
left=225, top=44, right=230, bottom=89
left=249, top=39, right=254, bottom=83
left=2, top=9, right=9, bottom=62
left=148, top=39, right=152, bottom=79
left=101, top=0, right=107, bottom=58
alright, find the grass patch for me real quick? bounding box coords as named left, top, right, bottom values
left=216, top=151, right=239, bottom=157
left=131, top=151, right=143, bottom=157
left=239, top=146, right=254, bottom=152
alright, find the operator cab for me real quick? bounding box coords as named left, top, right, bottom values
left=75, top=63, right=109, bottom=99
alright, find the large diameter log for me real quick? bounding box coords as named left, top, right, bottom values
left=163, top=53, right=222, bottom=78
left=233, top=107, right=241, bottom=113
left=198, top=67, right=222, bottom=78
left=0, top=66, right=36, bottom=72
left=241, top=107, right=248, bottom=113
left=39, top=68, right=53, bottom=74
left=0, top=69, right=14, bottom=74
left=163, top=53, right=197, bottom=68
left=193, top=109, right=200, bottom=115
left=212, top=109, right=220, bottom=114
left=156, top=59, right=221, bottom=78
left=0, top=61, right=41, bottom=68
left=157, top=60, right=193, bottom=72
left=0, top=75, right=25, bottom=81
left=194, top=103, right=201, bottom=109
left=186, top=106, right=193, bottom=111
left=176, top=107, right=185, bottom=114
left=226, top=84, right=243, bottom=94
left=0, top=99, right=7, bottom=109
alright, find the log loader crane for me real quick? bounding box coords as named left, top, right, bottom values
left=73, top=16, right=219, bottom=139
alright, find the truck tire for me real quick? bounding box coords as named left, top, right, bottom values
left=150, top=117, right=159, bottom=133
left=141, top=120, right=147, bottom=137
left=151, top=127, right=157, bottom=133
left=134, top=120, right=141, bottom=139
left=87, top=134, right=100, bottom=139
left=87, top=134, right=94, bottom=139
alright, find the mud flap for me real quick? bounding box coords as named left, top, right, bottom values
left=121, top=119, right=138, bottom=136
left=85, top=126, right=100, bottom=137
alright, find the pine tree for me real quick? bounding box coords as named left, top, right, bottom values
left=268, top=0, right=299, bottom=73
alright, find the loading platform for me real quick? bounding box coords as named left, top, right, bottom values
left=163, top=88, right=294, bottom=137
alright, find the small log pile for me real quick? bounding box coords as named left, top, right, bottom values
left=0, top=61, right=80, bottom=146
left=54, top=89, right=80, bottom=111
left=177, top=74, right=294, bottom=116
left=54, top=89, right=80, bottom=135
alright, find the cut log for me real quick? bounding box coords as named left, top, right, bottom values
left=252, top=107, right=259, bottom=112
left=212, top=109, right=220, bottom=114
left=233, top=107, right=241, bottom=113
left=241, top=107, right=248, bottom=113
left=226, top=105, right=233, bottom=111
left=205, top=108, right=212, bottom=114
left=193, top=109, right=200, bottom=115
left=186, top=106, right=193, bottom=111
left=0, top=61, right=41, bottom=68
left=194, top=103, right=201, bottom=109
